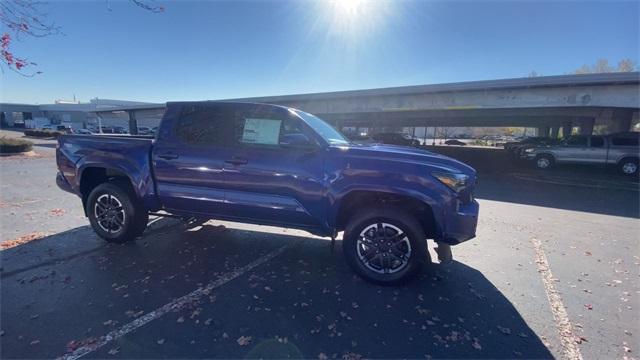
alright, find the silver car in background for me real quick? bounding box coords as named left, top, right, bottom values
left=525, top=132, right=640, bottom=176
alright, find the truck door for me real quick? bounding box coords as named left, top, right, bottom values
left=555, top=136, right=589, bottom=163
left=585, top=136, right=607, bottom=163
left=152, top=105, right=234, bottom=216
left=222, top=106, right=326, bottom=230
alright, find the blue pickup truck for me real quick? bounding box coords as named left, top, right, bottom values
left=56, top=102, right=479, bottom=284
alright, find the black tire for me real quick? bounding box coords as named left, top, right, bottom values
left=534, top=154, right=554, bottom=170
left=618, top=157, right=639, bottom=176
left=343, top=206, right=429, bottom=285
left=86, top=181, right=148, bottom=243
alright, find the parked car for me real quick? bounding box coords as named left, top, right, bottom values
left=371, top=132, right=420, bottom=147
left=524, top=133, right=640, bottom=175
left=510, top=138, right=561, bottom=159
left=75, top=129, right=94, bottom=135
left=56, top=101, right=479, bottom=284
left=42, top=124, right=74, bottom=134
left=444, top=139, right=466, bottom=146
left=113, top=126, right=128, bottom=134
left=96, top=126, right=128, bottom=134
left=344, top=133, right=374, bottom=144
left=137, top=126, right=152, bottom=135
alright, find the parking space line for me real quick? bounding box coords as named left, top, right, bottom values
left=531, top=237, right=583, bottom=360
left=57, top=242, right=295, bottom=360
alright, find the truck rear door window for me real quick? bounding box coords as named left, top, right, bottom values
left=611, top=137, right=639, bottom=146
left=175, top=107, right=227, bottom=146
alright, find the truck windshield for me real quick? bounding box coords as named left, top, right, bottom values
left=293, top=109, right=349, bottom=145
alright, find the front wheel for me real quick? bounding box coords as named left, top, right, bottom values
left=343, top=207, right=429, bottom=285
left=619, top=158, right=639, bottom=176
left=535, top=154, right=554, bottom=170
left=86, top=182, right=147, bottom=243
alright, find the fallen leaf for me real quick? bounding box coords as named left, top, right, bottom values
left=584, top=304, right=593, bottom=310
left=157, top=339, right=165, bottom=345
left=49, top=208, right=66, bottom=217
left=108, top=347, right=120, bottom=355
left=237, top=336, right=252, bottom=346
left=30, top=340, right=40, bottom=346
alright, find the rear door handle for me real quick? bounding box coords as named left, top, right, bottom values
left=157, top=153, right=179, bottom=160
left=225, top=157, right=248, bottom=165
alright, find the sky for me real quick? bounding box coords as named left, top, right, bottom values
left=1, top=0, right=639, bottom=104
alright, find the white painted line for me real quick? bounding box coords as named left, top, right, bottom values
left=530, top=237, right=583, bottom=360
left=57, top=243, right=294, bottom=360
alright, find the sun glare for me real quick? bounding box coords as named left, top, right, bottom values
left=322, top=0, right=389, bottom=39
left=332, top=0, right=369, bottom=17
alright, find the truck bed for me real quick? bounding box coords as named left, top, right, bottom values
left=56, top=135, right=157, bottom=206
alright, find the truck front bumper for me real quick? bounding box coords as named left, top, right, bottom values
left=443, top=199, right=479, bottom=245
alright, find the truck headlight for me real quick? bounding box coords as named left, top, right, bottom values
left=432, top=172, right=470, bottom=193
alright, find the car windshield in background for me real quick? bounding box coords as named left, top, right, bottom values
left=293, top=109, right=349, bottom=145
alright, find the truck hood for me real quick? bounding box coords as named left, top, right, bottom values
left=330, top=143, right=476, bottom=175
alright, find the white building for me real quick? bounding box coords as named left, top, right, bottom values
left=0, top=98, right=164, bottom=131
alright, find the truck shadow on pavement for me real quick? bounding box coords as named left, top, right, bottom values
left=1, top=222, right=553, bottom=359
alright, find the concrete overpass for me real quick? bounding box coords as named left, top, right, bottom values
left=230, top=72, right=640, bottom=136
left=85, top=72, right=639, bottom=136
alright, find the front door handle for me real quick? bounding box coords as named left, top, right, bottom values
left=225, top=157, right=248, bottom=165
left=157, top=153, right=179, bottom=160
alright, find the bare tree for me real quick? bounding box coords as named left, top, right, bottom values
left=574, top=58, right=636, bottom=74
left=617, top=58, right=637, bottom=72
left=1, top=0, right=163, bottom=75
left=436, top=127, right=458, bottom=142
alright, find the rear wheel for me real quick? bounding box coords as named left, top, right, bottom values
left=343, top=207, right=429, bottom=285
left=86, top=181, right=147, bottom=243
left=619, top=158, right=639, bottom=176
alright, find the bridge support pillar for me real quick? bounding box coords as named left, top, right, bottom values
left=579, top=118, right=595, bottom=135
left=610, top=109, right=633, bottom=133
left=596, top=109, right=633, bottom=134
left=128, top=111, right=138, bottom=135
left=561, top=122, right=573, bottom=138
left=537, top=126, right=550, bottom=137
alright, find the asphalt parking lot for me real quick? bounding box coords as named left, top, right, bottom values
left=1, top=138, right=639, bottom=359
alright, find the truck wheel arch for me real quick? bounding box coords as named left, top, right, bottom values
left=79, top=166, right=139, bottom=214
left=333, top=190, right=441, bottom=239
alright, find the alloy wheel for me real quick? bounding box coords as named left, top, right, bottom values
left=356, top=223, right=412, bottom=274
left=94, top=194, right=126, bottom=233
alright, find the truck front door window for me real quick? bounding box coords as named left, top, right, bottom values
left=238, top=118, right=282, bottom=145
